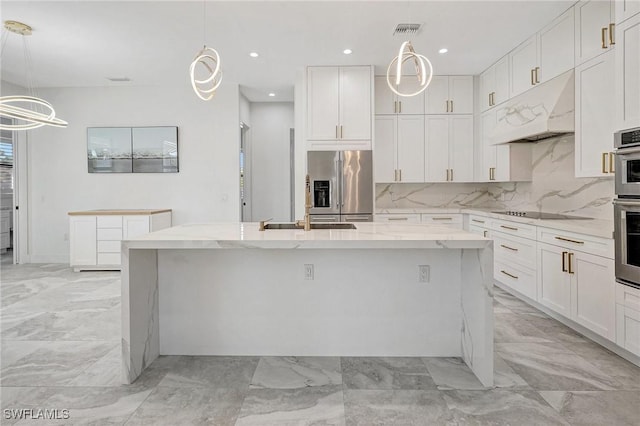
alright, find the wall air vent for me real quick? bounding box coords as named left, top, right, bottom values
left=393, top=23, right=422, bottom=36
left=107, top=77, right=131, bottom=82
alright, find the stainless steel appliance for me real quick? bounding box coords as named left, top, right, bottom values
left=614, top=144, right=640, bottom=198
left=307, top=150, right=373, bottom=222
left=492, top=211, right=592, bottom=220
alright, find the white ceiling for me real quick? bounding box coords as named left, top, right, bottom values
left=1, top=0, right=574, bottom=102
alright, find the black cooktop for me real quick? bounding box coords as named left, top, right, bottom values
left=492, top=211, right=592, bottom=220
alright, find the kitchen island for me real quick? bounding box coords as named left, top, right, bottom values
left=121, top=222, right=494, bottom=386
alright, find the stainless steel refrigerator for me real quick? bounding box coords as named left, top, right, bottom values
left=307, top=150, right=373, bottom=222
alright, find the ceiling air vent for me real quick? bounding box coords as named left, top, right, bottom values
left=393, top=23, right=422, bottom=36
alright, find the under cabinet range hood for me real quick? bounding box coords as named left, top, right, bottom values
left=490, top=70, right=575, bottom=145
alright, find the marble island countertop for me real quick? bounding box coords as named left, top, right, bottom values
left=68, top=209, right=171, bottom=216
left=123, top=222, right=490, bottom=250
left=376, top=208, right=614, bottom=239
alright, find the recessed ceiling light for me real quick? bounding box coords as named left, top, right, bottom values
left=343, top=49, right=353, bottom=55
left=268, top=93, right=276, bottom=97
left=249, top=52, right=259, bottom=58
left=439, top=48, right=448, bottom=54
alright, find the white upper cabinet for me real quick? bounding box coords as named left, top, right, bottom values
left=448, top=116, right=475, bottom=182
left=425, top=115, right=474, bottom=182
left=374, top=115, right=424, bottom=183
left=374, top=115, right=397, bottom=182
left=509, top=8, right=575, bottom=96
left=575, top=50, right=615, bottom=177
left=616, top=0, right=640, bottom=24
left=615, top=12, right=640, bottom=131
left=479, top=56, right=509, bottom=112
left=575, top=0, right=615, bottom=66
left=425, top=115, right=449, bottom=182
left=374, top=76, right=424, bottom=115
left=307, top=66, right=372, bottom=144
left=425, top=76, right=473, bottom=114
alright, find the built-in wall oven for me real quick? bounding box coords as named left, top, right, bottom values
left=614, top=127, right=640, bottom=288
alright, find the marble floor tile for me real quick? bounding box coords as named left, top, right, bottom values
left=157, top=356, right=259, bottom=389
left=494, top=313, right=554, bottom=343
left=126, top=386, right=244, bottom=426
left=343, top=389, right=453, bottom=426
left=236, top=385, right=345, bottom=426
left=0, top=387, right=59, bottom=425
left=62, top=306, right=120, bottom=341
left=493, top=354, right=530, bottom=389
left=519, top=314, right=591, bottom=344
left=0, top=340, right=47, bottom=369
left=342, top=357, right=437, bottom=390
left=2, top=311, right=98, bottom=341
left=442, top=389, right=570, bottom=425
left=68, top=346, right=122, bottom=387
left=1, top=278, right=69, bottom=308
left=539, top=391, right=640, bottom=426
left=422, top=357, right=486, bottom=390
left=566, top=342, right=640, bottom=390
left=0, top=341, right=116, bottom=386
left=250, top=356, right=341, bottom=389
left=497, top=343, right=624, bottom=391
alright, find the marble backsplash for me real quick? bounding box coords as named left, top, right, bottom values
left=375, top=136, right=615, bottom=220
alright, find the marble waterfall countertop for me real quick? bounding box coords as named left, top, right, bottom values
left=376, top=208, right=614, bottom=239
left=122, top=222, right=490, bottom=250
left=68, top=209, right=172, bottom=216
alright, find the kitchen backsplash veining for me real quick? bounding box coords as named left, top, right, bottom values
left=376, top=136, right=614, bottom=220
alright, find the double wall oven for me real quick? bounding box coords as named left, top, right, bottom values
left=614, top=127, right=640, bottom=289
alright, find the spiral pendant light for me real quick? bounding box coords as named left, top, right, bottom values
left=189, top=1, right=222, bottom=101
left=386, top=40, right=433, bottom=97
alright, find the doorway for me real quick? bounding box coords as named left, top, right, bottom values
left=0, top=118, right=15, bottom=264
left=240, top=122, right=251, bottom=222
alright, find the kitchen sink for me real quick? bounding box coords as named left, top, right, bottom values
left=263, top=222, right=357, bottom=230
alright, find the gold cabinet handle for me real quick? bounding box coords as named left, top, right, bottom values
left=472, top=219, right=485, bottom=224
left=535, top=67, right=540, bottom=84
left=445, top=100, right=449, bottom=112
left=446, top=169, right=450, bottom=181
left=394, top=169, right=398, bottom=182
left=483, top=230, right=488, bottom=237
left=554, top=236, right=585, bottom=245
left=562, top=251, right=568, bottom=272
left=433, top=217, right=453, bottom=221
left=609, top=23, right=615, bottom=45
left=388, top=216, right=409, bottom=221
left=340, top=125, right=343, bottom=139
left=450, top=100, right=453, bottom=112
left=531, top=68, right=535, bottom=85
left=602, top=27, right=608, bottom=48
left=501, top=270, right=518, bottom=280
left=399, top=169, right=402, bottom=181
left=500, top=244, right=518, bottom=252
left=450, top=169, right=454, bottom=181
left=610, top=152, right=615, bottom=173
left=500, top=225, right=518, bottom=231
left=568, top=252, right=575, bottom=274
left=394, top=101, right=397, bottom=113
left=336, top=125, right=339, bottom=139
left=399, top=101, right=402, bottom=113
left=489, top=93, right=492, bottom=107
left=602, top=152, right=608, bottom=173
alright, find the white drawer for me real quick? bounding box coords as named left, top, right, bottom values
left=97, top=252, right=121, bottom=265
left=374, top=214, right=421, bottom=223
left=494, top=260, right=536, bottom=300
left=537, top=226, right=614, bottom=259
left=468, top=224, right=490, bottom=237
left=97, top=215, right=122, bottom=228
left=421, top=214, right=463, bottom=227
left=493, top=231, right=537, bottom=270
left=97, top=228, right=122, bottom=241
left=489, top=218, right=536, bottom=239
left=97, top=240, right=121, bottom=254
left=468, top=215, right=489, bottom=228
left=617, top=283, right=640, bottom=311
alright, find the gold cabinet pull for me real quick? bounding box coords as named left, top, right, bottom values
left=399, top=169, right=402, bottom=181
left=399, top=101, right=402, bottom=113
left=450, top=169, right=454, bottom=181
left=445, top=100, right=449, bottom=112
left=568, top=252, right=575, bottom=274
left=388, top=216, right=409, bottom=221
left=394, top=169, right=398, bottom=181
left=562, top=251, right=568, bottom=272
left=609, top=23, right=615, bottom=45
left=472, top=219, right=485, bottom=224
left=340, top=125, right=343, bottom=139
left=554, top=236, right=585, bottom=245
left=433, top=217, right=453, bottom=221
left=610, top=152, right=615, bottom=173
left=602, top=27, right=608, bottom=48
left=488, top=93, right=492, bottom=107
left=450, top=100, right=453, bottom=112
left=336, top=125, right=339, bottom=139
left=483, top=230, right=488, bottom=237
left=531, top=68, right=535, bottom=85
left=535, top=67, right=540, bottom=83
left=446, top=169, right=450, bottom=181
left=394, top=101, right=397, bottom=113
left=500, top=244, right=518, bottom=252
left=500, top=225, right=518, bottom=231
left=602, top=152, right=608, bottom=173
left=500, top=270, right=518, bottom=280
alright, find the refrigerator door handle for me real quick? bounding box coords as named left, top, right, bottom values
left=340, top=159, right=345, bottom=207
left=335, top=160, right=341, bottom=208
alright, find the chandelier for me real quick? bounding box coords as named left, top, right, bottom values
left=0, top=20, right=68, bottom=131
left=189, top=1, right=222, bottom=101
left=386, top=41, right=433, bottom=97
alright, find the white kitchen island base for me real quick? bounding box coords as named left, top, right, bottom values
left=122, top=223, right=494, bottom=386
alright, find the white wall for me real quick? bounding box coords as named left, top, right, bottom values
left=23, top=83, right=240, bottom=263
left=249, top=102, right=294, bottom=222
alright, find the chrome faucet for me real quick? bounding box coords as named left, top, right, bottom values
left=295, top=174, right=312, bottom=231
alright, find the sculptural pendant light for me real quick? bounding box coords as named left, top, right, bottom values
left=386, top=40, right=433, bottom=97
left=189, top=1, right=222, bottom=101
left=0, top=20, right=68, bottom=130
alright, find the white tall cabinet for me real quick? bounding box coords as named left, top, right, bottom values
left=574, top=0, right=616, bottom=66
left=69, top=209, right=172, bottom=271
left=615, top=12, right=640, bottom=130
left=425, top=115, right=474, bottom=182
left=374, top=115, right=425, bottom=183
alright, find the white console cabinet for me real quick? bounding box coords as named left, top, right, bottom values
left=69, top=209, right=171, bottom=271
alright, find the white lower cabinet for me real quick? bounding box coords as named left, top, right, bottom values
left=421, top=213, right=463, bottom=229
left=537, top=242, right=572, bottom=317
left=69, top=216, right=97, bottom=267
left=616, top=283, right=640, bottom=356
left=495, top=259, right=537, bottom=301
left=374, top=213, right=421, bottom=223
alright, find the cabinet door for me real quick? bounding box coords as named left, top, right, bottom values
left=425, top=116, right=449, bottom=182
left=374, top=116, right=398, bottom=183
left=425, top=76, right=449, bottom=114
left=575, top=0, right=613, bottom=65
left=616, top=305, right=640, bottom=356
left=397, top=79, right=425, bottom=114
left=509, top=35, right=539, bottom=97
left=480, top=109, right=497, bottom=181
left=123, top=216, right=150, bottom=239
left=339, top=66, right=371, bottom=140
left=494, top=56, right=510, bottom=105
left=374, top=76, right=395, bottom=115
left=538, top=243, right=572, bottom=317
left=69, top=216, right=97, bottom=266
left=616, top=0, right=640, bottom=24
left=307, top=67, right=339, bottom=140
left=494, top=145, right=512, bottom=182
left=397, top=115, right=425, bottom=182
left=449, top=76, right=474, bottom=114
left=479, top=66, right=494, bottom=112
left=571, top=251, right=615, bottom=339
left=539, top=8, right=575, bottom=83
left=616, top=13, right=640, bottom=130
left=449, top=116, right=474, bottom=182
left=575, top=50, right=615, bottom=177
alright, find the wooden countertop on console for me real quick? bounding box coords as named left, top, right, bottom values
left=68, top=209, right=172, bottom=216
